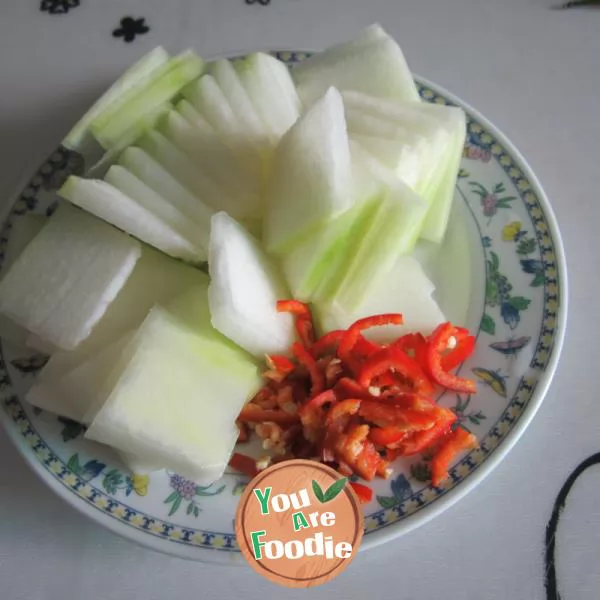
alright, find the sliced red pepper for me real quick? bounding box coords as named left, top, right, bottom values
left=277, top=300, right=315, bottom=348
left=353, top=335, right=381, bottom=358
left=358, top=347, right=433, bottom=395
left=430, top=427, right=478, bottom=486
left=440, top=334, right=476, bottom=372
left=337, top=314, right=404, bottom=365
left=276, top=299, right=311, bottom=318
left=312, top=330, right=344, bottom=358
left=228, top=453, right=258, bottom=478
left=333, top=423, right=370, bottom=460
left=325, top=399, right=361, bottom=427
left=369, top=426, right=408, bottom=447
left=427, top=323, right=477, bottom=393
left=394, top=407, right=457, bottom=456
left=295, top=316, right=315, bottom=348
left=333, top=377, right=375, bottom=400
left=302, top=389, right=337, bottom=412
left=352, top=440, right=382, bottom=481
left=298, top=390, right=337, bottom=429
left=359, top=399, right=439, bottom=431
left=350, top=481, right=374, bottom=504
left=292, top=342, right=325, bottom=396
left=265, top=354, right=295, bottom=374
left=238, top=404, right=299, bottom=426
left=392, top=333, right=429, bottom=370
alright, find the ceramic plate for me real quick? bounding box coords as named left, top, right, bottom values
left=0, top=52, right=567, bottom=563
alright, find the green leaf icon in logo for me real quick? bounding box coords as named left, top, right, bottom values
left=312, top=477, right=348, bottom=503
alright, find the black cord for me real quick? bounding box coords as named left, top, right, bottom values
left=545, top=452, right=600, bottom=600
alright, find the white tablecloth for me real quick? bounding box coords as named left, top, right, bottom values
left=1, top=1, right=599, bottom=598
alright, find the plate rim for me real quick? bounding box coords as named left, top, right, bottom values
left=0, top=53, right=568, bottom=561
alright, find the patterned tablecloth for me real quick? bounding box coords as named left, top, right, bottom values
left=0, top=1, right=599, bottom=599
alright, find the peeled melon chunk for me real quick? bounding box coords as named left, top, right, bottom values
left=85, top=287, right=261, bottom=485
left=0, top=205, right=141, bottom=350
left=63, top=46, right=170, bottom=152
left=209, top=58, right=267, bottom=140
left=419, top=111, right=467, bottom=242
left=174, top=98, right=214, bottom=131
left=183, top=74, right=240, bottom=137
left=316, top=254, right=445, bottom=343
left=208, top=212, right=294, bottom=356
left=91, top=50, right=205, bottom=149
left=235, top=53, right=301, bottom=139
left=58, top=175, right=204, bottom=264
left=138, top=130, right=225, bottom=213
left=38, top=246, right=209, bottom=383
left=104, top=165, right=207, bottom=257
left=86, top=103, right=172, bottom=178
left=162, top=111, right=262, bottom=218
left=343, top=92, right=466, bottom=242
left=279, top=198, right=376, bottom=303
left=292, top=24, right=419, bottom=108
left=319, top=182, right=428, bottom=315
left=118, top=146, right=214, bottom=239
left=118, top=451, right=165, bottom=475
left=26, top=334, right=133, bottom=424
left=264, top=87, right=353, bottom=253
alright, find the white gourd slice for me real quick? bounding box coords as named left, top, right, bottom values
left=85, top=286, right=260, bottom=485
left=38, top=248, right=208, bottom=383
left=235, top=53, right=301, bottom=139
left=209, top=58, right=267, bottom=139
left=138, top=130, right=226, bottom=213
left=58, top=176, right=204, bottom=264
left=316, top=255, right=445, bottom=343
left=91, top=50, right=205, bottom=149
left=292, top=25, right=419, bottom=107
left=162, top=111, right=262, bottom=218
left=118, top=146, right=214, bottom=240
left=208, top=212, right=294, bottom=356
left=264, top=87, right=353, bottom=254
left=0, top=204, right=141, bottom=350
left=104, top=165, right=207, bottom=256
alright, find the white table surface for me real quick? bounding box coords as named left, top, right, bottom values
left=1, top=1, right=599, bottom=598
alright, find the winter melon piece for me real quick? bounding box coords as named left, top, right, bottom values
left=38, top=247, right=209, bottom=383
left=85, top=287, right=260, bottom=485
left=26, top=334, right=133, bottom=423
left=63, top=46, right=170, bottom=152
left=174, top=98, right=214, bottom=131
left=138, top=129, right=225, bottom=213
left=208, top=212, right=294, bottom=356
left=320, top=184, right=428, bottom=314
left=0, top=205, right=141, bottom=350
left=315, top=254, right=445, bottom=342
left=235, top=53, right=301, bottom=139
left=91, top=50, right=205, bottom=149
left=104, top=165, right=207, bottom=257
left=292, top=24, right=419, bottom=107
left=264, top=87, right=353, bottom=254
left=183, top=74, right=240, bottom=136
left=209, top=58, right=267, bottom=140
left=162, top=111, right=262, bottom=218
left=279, top=197, right=378, bottom=303
left=58, top=175, right=204, bottom=264
left=419, top=111, right=467, bottom=243
left=118, top=146, right=214, bottom=239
